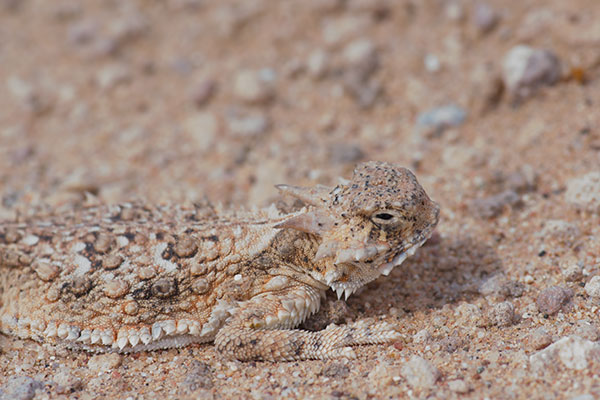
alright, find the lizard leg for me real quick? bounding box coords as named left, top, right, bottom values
left=214, top=285, right=400, bottom=361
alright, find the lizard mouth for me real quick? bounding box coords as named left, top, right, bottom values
left=328, top=237, right=429, bottom=300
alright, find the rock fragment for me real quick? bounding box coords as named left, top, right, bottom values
left=487, top=301, right=517, bottom=327
left=528, top=327, right=553, bottom=350
left=416, top=104, right=467, bottom=136
left=565, top=172, right=600, bottom=213
left=0, top=376, right=44, bottom=400
left=225, top=110, right=270, bottom=138
left=561, top=260, right=583, bottom=282
left=584, top=276, right=600, bottom=299
left=473, top=2, right=499, bottom=34
left=190, top=80, right=217, bottom=108
left=233, top=69, right=275, bottom=105
left=502, top=45, right=561, bottom=100
left=448, top=379, right=469, bottom=394
left=536, top=286, right=573, bottom=316
left=530, top=336, right=600, bottom=372
left=87, top=353, right=122, bottom=372
left=401, top=355, right=440, bottom=390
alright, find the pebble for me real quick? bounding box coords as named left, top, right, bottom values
left=536, top=286, right=573, bottom=315
left=0, top=376, right=44, bottom=400
left=190, top=80, right=217, bottom=108
left=471, top=190, right=520, bottom=219
left=87, top=353, right=122, bottom=372
left=424, top=53, right=441, bottom=73
left=415, top=104, right=467, bottom=136
left=367, top=361, right=397, bottom=386
left=528, top=327, right=553, bottom=350
left=584, top=276, right=600, bottom=299
left=342, top=38, right=378, bottom=79
left=401, top=355, right=440, bottom=390
left=225, top=110, right=270, bottom=138
left=530, top=335, right=600, bottom=372
left=473, top=2, right=499, bottom=34
left=233, top=69, right=275, bottom=105
left=565, top=172, right=600, bottom=213
left=447, top=379, right=469, bottom=394
left=502, top=45, right=561, bottom=100
left=413, top=329, right=431, bottom=344
left=504, top=166, right=538, bottom=193
left=561, top=259, right=584, bottom=282
left=487, top=301, right=516, bottom=327
left=52, top=370, right=83, bottom=394
left=455, top=302, right=483, bottom=326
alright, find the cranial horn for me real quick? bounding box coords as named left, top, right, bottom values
left=275, top=184, right=331, bottom=206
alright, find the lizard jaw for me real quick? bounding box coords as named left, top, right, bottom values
left=328, top=237, right=429, bottom=301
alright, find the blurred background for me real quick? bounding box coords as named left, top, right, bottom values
left=1, top=1, right=600, bottom=398
left=1, top=0, right=597, bottom=216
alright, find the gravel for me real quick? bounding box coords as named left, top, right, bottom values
left=471, top=190, right=521, bottom=218
left=539, top=220, right=581, bottom=243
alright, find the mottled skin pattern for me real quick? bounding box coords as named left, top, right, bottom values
left=0, top=162, right=439, bottom=361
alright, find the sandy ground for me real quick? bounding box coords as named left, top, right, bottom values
left=1, top=0, right=600, bottom=399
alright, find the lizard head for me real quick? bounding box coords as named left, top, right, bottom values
left=276, top=161, right=439, bottom=300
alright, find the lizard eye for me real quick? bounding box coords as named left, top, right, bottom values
left=371, top=210, right=400, bottom=224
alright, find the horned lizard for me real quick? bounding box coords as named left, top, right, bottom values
left=0, top=162, right=439, bottom=361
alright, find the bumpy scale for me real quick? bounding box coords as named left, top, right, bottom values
left=0, top=162, right=439, bottom=361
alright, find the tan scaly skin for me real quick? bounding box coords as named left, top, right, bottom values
left=0, top=161, right=439, bottom=361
